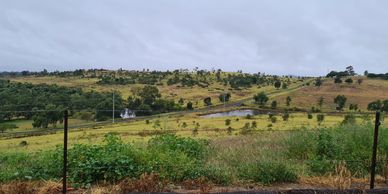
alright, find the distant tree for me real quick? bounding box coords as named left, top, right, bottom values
left=315, top=78, right=323, bottom=87
left=178, top=98, right=184, bottom=105
left=317, top=114, right=325, bottom=125
left=136, top=104, right=152, bottom=116
left=317, top=96, right=324, bottom=108
left=270, top=116, right=277, bottom=123
left=0, top=123, right=17, bottom=133
left=274, top=80, right=281, bottom=89
left=342, top=113, right=356, bottom=125
left=203, top=97, right=212, bottom=106
left=254, top=92, right=269, bottom=106
left=367, top=100, right=382, bottom=111
left=346, top=65, right=356, bottom=76
left=219, top=93, right=231, bottom=102
left=225, top=119, right=231, bottom=126
left=187, top=101, right=193, bottom=110
left=227, top=126, right=233, bottom=135
left=282, top=111, right=290, bottom=121
left=345, top=78, right=353, bottom=84
left=251, top=121, right=257, bottom=128
left=334, top=95, right=347, bottom=111
left=286, top=96, right=292, bottom=107
left=138, top=85, right=161, bottom=105
left=364, top=70, right=369, bottom=76
left=282, top=83, right=288, bottom=89
left=357, top=79, right=363, bottom=85
left=271, top=100, right=277, bottom=109
left=349, top=104, right=358, bottom=111
left=307, top=113, right=313, bottom=119
left=334, top=77, right=342, bottom=84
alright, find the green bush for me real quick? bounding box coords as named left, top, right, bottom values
left=238, top=161, right=298, bottom=184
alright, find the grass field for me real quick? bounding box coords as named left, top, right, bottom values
left=7, top=75, right=306, bottom=108
left=274, top=77, right=388, bottom=111
left=0, top=112, right=371, bottom=152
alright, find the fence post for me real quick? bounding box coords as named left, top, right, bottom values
left=63, top=110, right=68, bottom=194
left=370, top=111, right=381, bottom=189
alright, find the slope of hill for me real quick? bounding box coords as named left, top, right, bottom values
left=273, top=77, right=388, bottom=111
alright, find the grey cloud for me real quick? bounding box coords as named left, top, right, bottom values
left=0, top=0, right=387, bottom=75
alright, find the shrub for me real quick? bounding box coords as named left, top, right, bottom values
left=238, top=161, right=298, bottom=184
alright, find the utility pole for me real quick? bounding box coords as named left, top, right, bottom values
left=112, top=91, right=115, bottom=123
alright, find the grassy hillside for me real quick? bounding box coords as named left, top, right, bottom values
left=7, top=73, right=304, bottom=108
left=273, top=77, right=388, bottom=111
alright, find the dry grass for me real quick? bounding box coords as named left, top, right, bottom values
left=274, top=77, right=388, bottom=110
left=0, top=180, right=61, bottom=194
left=117, top=173, right=167, bottom=193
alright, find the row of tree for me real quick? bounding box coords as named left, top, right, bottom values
left=0, top=80, right=183, bottom=128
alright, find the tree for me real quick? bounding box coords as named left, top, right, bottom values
left=254, top=92, right=269, bottom=106
left=187, top=101, right=193, bottom=110
left=225, top=119, right=231, bottom=126
left=364, top=70, right=369, bottom=76
left=286, top=96, right=292, bottom=107
left=367, top=100, right=382, bottom=111
left=178, top=98, right=184, bottom=105
left=274, top=80, right=281, bottom=89
left=0, top=123, right=17, bottom=133
left=345, top=78, right=353, bottom=84
left=346, top=65, right=355, bottom=76
left=32, top=104, right=64, bottom=128
left=317, top=96, right=324, bottom=108
left=282, top=83, right=288, bottom=89
left=282, top=111, right=290, bottom=121
left=315, top=78, right=323, bottom=87
left=138, top=85, right=161, bottom=105
left=334, top=95, right=347, bottom=111
left=334, top=77, right=342, bottom=84
left=317, top=114, right=325, bottom=125
left=203, top=97, right=212, bottom=106
left=219, top=93, right=231, bottom=102
left=271, top=100, right=277, bottom=109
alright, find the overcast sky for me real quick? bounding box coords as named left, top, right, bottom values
left=1, top=0, right=387, bottom=76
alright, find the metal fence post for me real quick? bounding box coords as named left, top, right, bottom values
left=63, top=110, right=68, bottom=194
left=370, top=111, right=381, bottom=189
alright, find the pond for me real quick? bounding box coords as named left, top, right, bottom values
left=200, top=109, right=271, bottom=118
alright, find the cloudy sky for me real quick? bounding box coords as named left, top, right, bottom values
left=1, top=0, right=387, bottom=76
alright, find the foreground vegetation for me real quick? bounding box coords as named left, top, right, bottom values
left=1, top=123, right=387, bottom=190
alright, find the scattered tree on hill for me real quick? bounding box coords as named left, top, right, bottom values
left=271, top=100, right=277, bottom=109
left=274, top=80, right=281, bottom=89
left=187, top=101, right=193, bottom=110
left=282, top=83, right=288, bottom=89
left=317, top=96, right=324, bottom=108
left=334, top=95, right=347, bottom=111
left=225, top=119, right=231, bottom=126
left=345, top=78, right=353, bottom=84
left=286, top=96, right=292, bottom=107
left=317, top=114, right=325, bottom=125
left=334, top=77, right=343, bottom=84
left=203, top=97, right=212, bottom=106
left=282, top=111, right=290, bottom=121
left=219, top=93, right=231, bottom=102
left=349, top=104, right=358, bottom=111
left=254, top=92, right=269, bottom=106
left=357, top=79, right=363, bottom=85
left=342, top=113, right=356, bottom=125
left=178, top=98, right=184, bottom=105
left=367, top=100, right=388, bottom=112
left=315, top=78, right=323, bottom=87
left=346, top=65, right=356, bottom=76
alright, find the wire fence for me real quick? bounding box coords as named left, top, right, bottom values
left=0, top=108, right=387, bottom=191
